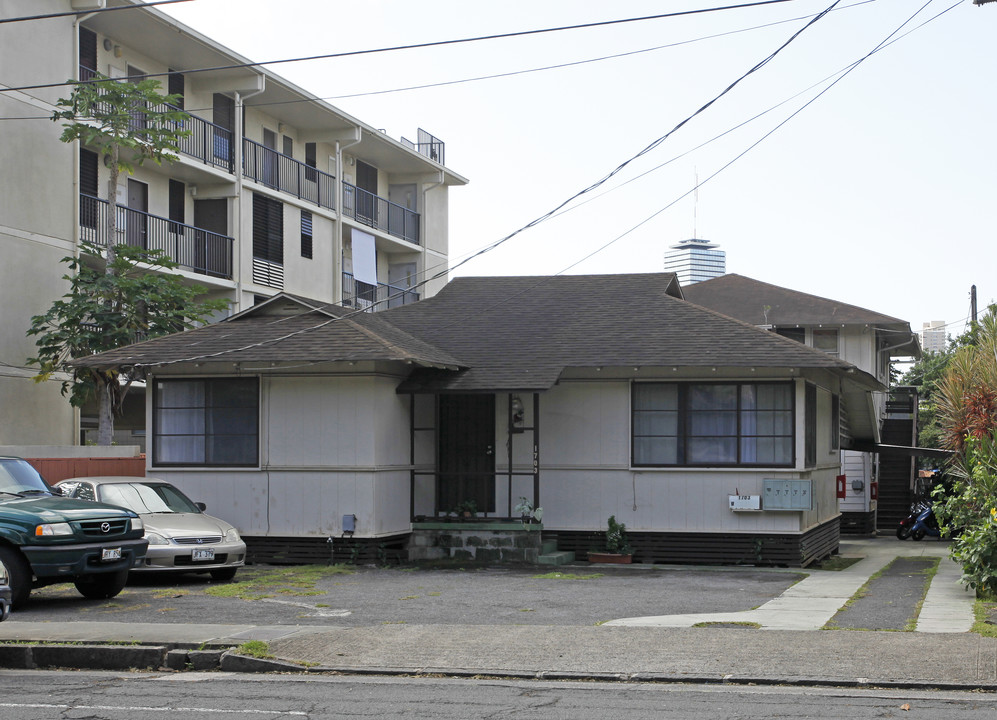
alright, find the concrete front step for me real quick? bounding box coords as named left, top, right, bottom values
left=537, top=550, right=575, bottom=566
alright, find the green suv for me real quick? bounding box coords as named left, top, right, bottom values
left=0, top=456, right=148, bottom=606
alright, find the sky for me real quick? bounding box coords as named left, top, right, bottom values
left=161, top=0, right=995, bottom=347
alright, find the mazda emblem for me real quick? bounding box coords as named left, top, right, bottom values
left=100, top=522, right=111, bottom=533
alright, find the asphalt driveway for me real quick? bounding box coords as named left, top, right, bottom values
left=9, top=563, right=804, bottom=627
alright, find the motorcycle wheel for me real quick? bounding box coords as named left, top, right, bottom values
left=896, top=525, right=912, bottom=540
left=911, top=528, right=926, bottom=541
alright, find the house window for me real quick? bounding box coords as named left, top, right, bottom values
left=300, top=210, right=313, bottom=259
left=168, top=179, right=185, bottom=230
left=831, top=393, right=840, bottom=451
left=153, top=378, right=258, bottom=467
left=633, top=382, right=794, bottom=467
left=813, top=328, right=839, bottom=356
left=805, top=383, right=817, bottom=467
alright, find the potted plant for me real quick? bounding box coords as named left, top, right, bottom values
left=514, top=496, right=543, bottom=530
left=588, top=515, right=633, bottom=563
left=451, top=499, right=478, bottom=519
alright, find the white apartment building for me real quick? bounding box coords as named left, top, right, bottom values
left=663, top=238, right=725, bottom=285
left=921, top=321, right=947, bottom=354
left=0, top=0, right=467, bottom=445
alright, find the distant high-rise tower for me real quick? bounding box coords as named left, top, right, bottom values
left=921, top=320, right=947, bottom=354
left=664, top=238, right=725, bottom=285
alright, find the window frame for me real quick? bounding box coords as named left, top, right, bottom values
left=152, top=377, right=260, bottom=468
left=632, top=381, right=796, bottom=468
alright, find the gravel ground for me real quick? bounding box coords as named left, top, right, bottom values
left=10, top=563, right=805, bottom=627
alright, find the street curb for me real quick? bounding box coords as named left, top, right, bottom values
left=3, top=643, right=996, bottom=693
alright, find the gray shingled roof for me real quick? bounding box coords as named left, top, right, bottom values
left=383, top=274, right=867, bottom=392
left=682, top=274, right=910, bottom=327
left=76, top=300, right=464, bottom=370
left=77, top=273, right=878, bottom=393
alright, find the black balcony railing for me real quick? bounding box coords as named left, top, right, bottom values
left=77, top=66, right=234, bottom=173
left=342, top=272, right=420, bottom=311
left=401, top=128, right=445, bottom=166
left=243, top=138, right=335, bottom=211
left=80, top=194, right=233, bottom=279
left=342, top=184, right=420, bottom=246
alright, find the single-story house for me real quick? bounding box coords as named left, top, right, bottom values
left=77, top=273, right=885, bottom=566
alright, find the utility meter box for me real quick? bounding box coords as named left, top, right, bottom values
left=763, top=479, right=813, bottom=511
left=729, top=495, right=761, bottom=511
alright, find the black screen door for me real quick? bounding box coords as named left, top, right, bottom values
left=438, top=394, right=495, bottom=514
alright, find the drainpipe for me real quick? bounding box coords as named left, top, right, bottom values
left=233, top=86, right=264, bottom=310
left=335, top=132, right=362, bottom=304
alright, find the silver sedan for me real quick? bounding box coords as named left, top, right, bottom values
left=56, top=477, right=246, bottom=582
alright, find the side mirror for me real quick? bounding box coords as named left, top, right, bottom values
left=196, top=502, right=206, bottom=512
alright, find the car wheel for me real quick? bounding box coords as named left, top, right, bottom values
left=74, top=569, right=129, bottom=600
left=0, top=547, right=32, bottom=607
left=210, top=567, right=238, bottom=582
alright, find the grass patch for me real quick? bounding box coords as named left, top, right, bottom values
left=693, top=621, right=761, bottom=629
left=235, top=640, right=273, bottom=659
left=205, top=564, right=353, bottom=600
left=817, top=555, right=863, bottom=571
left=532, top=572, right=604, bottom=580
left=971, top=590, right=997, bottom=637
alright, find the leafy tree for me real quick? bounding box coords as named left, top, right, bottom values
left=29, top=74, right=224, bottom=445
left=27, top=243, right=228, bottom=445
left=52, top=72, right=189, bottom=269
left=932, top=307, right=997, bottom=596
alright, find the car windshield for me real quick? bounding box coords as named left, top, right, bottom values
left=98, top=482, right=200, bottom=514
left=0, top=459, right=52, bottom=495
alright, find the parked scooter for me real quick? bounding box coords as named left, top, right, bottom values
left=896, top=499, right=941, bottom=541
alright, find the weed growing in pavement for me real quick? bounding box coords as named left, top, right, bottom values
left=205, top=564, right=353, bottom=600
left=531, top=572, right=604, bottom=580
left=971, top=589, right=997, bottom=637
left=235, top=640, right=274, bottom=659
left=816, top=556, right=863, bottom=571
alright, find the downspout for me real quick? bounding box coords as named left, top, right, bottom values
left=335, top=132, right=362, bottom=305
left=233, top=85, right=265, bottom=310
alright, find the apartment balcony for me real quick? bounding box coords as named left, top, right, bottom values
left=80, top=194, right=233, bottom=280
left=342, top=184, right=420, bottom=246
left=342, top=272, right=420, bottom=312
left=243, top=138, right=335, bottom=211
left=78, top=66, right=234, bottom=174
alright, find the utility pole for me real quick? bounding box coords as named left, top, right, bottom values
left=971, top=284, right=978, bottom=325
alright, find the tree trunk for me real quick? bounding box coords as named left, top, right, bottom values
left=96, top=146, right=120, bottom=444
left=96, top=375, right=114, bottom=446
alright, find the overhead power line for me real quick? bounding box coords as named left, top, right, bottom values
left=132, top=0, right=844, bottom=368
left=0, top=0, right=797, bottom=95
left=0, top=0, right=194, bottom=25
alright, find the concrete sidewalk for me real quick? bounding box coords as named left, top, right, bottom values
left=0, top=537, right=989, bottom=688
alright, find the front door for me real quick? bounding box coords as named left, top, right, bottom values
left=438, top=394, right=495, bottom=515
left=194, top=198, right=228, bottom=276
left=355, top=160, right=377, bottom=225
left=262, top=128, right=278, bottom=188
left=126, top=178, right=148, bottom=248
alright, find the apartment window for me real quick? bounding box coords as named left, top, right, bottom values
left=79, top=27, right=97, bottom=78
left=212, top=93, right=234, bottom=163
left=300, top=210, right=313, bottom=259
left=153, top=378, right=259, bottom=467
left=80, top=149, right=99, bottom=230
left=813, top=328, right=839, bottom=356
left=167, top=70, right=184, bottom=110
left=168, top=180, right=185, bottom=231
left=252, top=193, right=283, bottom=264
left=633, top=382, right=794, bottom=467
left=775, top=327, right=805, bottom=344
left=282, top=135, right=293, bottom=158
left=305, top=142, right=317, bottom=182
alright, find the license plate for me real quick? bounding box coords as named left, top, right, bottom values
left=192, top=548, right=215, bottom=562
left=101, top=547, right=122, bottom=562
